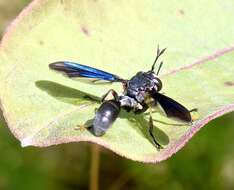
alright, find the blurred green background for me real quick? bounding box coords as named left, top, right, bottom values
left=0, top=1, right=234, bottom=190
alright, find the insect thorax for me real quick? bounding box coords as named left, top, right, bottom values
left=125, top=71, right=162, bottom=103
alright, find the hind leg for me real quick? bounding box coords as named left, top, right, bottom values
left=148, top=114, right=163, bottom=150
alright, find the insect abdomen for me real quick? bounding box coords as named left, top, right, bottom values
left=92, top=100, right=120, bottom=136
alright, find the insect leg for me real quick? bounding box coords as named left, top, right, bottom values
left=101, top=89, right=118, bottom=102
left=189, top=108, right=199, bottom=122
left=75, top=124, right=91, bottom=131
left=148, top=109, right=163, bottom=150
left=134, top=103, right=149, bottom=114
left=189, top=108, right=198, bottom=112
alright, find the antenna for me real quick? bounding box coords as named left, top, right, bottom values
left=151, top=45, right=166, bottom=72
left=156, top=61, right=163, bottom=75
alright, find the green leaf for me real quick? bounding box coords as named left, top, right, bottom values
left=0, top=0, right=234, bottom=162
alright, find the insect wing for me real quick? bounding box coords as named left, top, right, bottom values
left=151, top=92, right=192, bottom=122
left=49, top=61, right=122, bottom=82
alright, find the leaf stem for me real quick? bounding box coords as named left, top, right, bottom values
left=90, top=144, right=100, bottom=190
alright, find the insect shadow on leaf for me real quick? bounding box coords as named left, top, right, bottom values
left=35, top=80, right=100, bottom=105
left=120, top=111, right=170, bottom=146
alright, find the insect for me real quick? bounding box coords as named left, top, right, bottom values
left=49, top=46, right=196, bottom=149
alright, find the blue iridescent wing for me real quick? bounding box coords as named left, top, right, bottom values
left=49, top=61, right=123, bottom=82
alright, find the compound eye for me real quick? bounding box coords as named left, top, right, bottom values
left=152, top=73, right=157, bottom=78
left=155, top=78, right=162, bottom=91
left=136, top=71, right=143, bottom=75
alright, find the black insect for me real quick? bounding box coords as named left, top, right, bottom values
left=49, top=47, right=196, bottom=149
